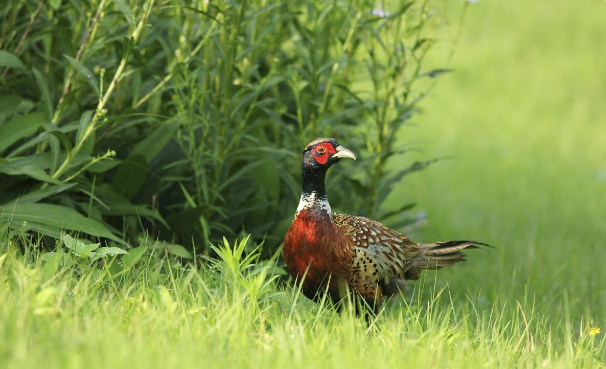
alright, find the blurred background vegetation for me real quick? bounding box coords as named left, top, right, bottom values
left=0, top=0, right=456, bottom=256
left=391, top=0, right=606, bottom=333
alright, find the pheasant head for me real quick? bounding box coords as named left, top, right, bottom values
left=297, top=138, right=356, bottom=214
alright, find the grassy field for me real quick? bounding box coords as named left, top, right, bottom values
left=398, top=0, right=606, bottom=323
left=393, top=0, right=606, bottom=362
left=2, top=1, right=606, bottom=368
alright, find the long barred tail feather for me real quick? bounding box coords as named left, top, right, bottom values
left=404, top=240, right=491, bottom=280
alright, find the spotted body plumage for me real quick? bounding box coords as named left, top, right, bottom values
left=283, top=138, right=488, bottom=313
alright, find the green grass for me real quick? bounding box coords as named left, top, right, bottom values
left=396, top=0, right=606, bottom=321
left=397, top=0, right=606, bottom=361
left=2, top=1, right=606, bottom=368
left=1, top=236, right=604, bottom=369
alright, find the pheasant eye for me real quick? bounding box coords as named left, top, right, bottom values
left=310, top=143, right=336, bottom=164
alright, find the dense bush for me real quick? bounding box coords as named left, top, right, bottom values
left=0, top=0, right=454, bottom=255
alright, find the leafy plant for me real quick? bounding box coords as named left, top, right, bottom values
left=0, top=0, right=461, bottom=255
left=38, top=233, right=147, bottom=282
left=205, top=236, right=283, bottom=316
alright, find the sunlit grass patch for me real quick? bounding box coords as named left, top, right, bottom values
left=1, top=233, right=605, bottom=368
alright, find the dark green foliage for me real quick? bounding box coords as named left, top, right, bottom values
left=0, top=0, right=449, bottom=253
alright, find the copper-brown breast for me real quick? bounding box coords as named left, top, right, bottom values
left=283, top=208, right=352, bottom=300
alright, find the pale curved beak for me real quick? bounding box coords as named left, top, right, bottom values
left=333, top=146, right=356, bottom=160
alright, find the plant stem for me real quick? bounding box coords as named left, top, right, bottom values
left=50, top=0, right=156, bottom=182
left=318, top=10, right=362, bottom=118
left=134, top=8, right=222, bottom=109
left=1, top=0, right=44, bottom=80
left=52, top=0, right=108, bottom=125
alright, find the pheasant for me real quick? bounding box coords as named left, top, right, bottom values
left=283, top=138, right=488, bottom=313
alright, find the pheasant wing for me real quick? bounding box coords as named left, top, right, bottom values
left=331, top=213, right=420, bottom=282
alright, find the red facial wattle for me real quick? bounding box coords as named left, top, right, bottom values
left=312, top=143, right=336, bottom=165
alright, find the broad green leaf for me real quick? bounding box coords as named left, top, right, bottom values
left=48, top=129, right=73, bottom=159
left=154, top=243, right=192, bottom=259
left=0, top=203, right=126, bottom=245
left=0, top=50, right=24, bottom=69
left=32, top=68, right=54, bottom=120
left=41, top=252, right=56, bottom=262
left=167, top=244, right=192, bottom=259
left=7, top=129, right=81, bottom=159
left=63, top=234, right=100, bottom=257
left=87, top=184, right=168, bottom=226
left=2, top=153, right=52, bottom=170
left=111, top=154, right=147, bottom=200
left=75, top=110, right=94, bottom=145
left=99, top=202, right=167, bottom=226
left=49, top=0, right=61, bottom=10
left=0, top=112, right=46, bottom=154
left=130, top=120, right=180, bottom=163
left=11, top=184, right=76, bottom=204
left=91, top=247, right=128, bottom=262
left=0, top=95, right=27, bottom=124
left=64, top=55, right=99, bottom=96
left=41, top=248, right=64, bottom=283
left=62, top=233, right=83, bottom=251
left=14, top=221, right=62, bottom=240
left=122, top=245, right=147, bottom=268
left=78, top=243, right=100, bottom=258
left=0, top=158, right=61, bottom=184
left=0, top=222, right=9, bottom=241
left=4, top=151, right=89, bottom=171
